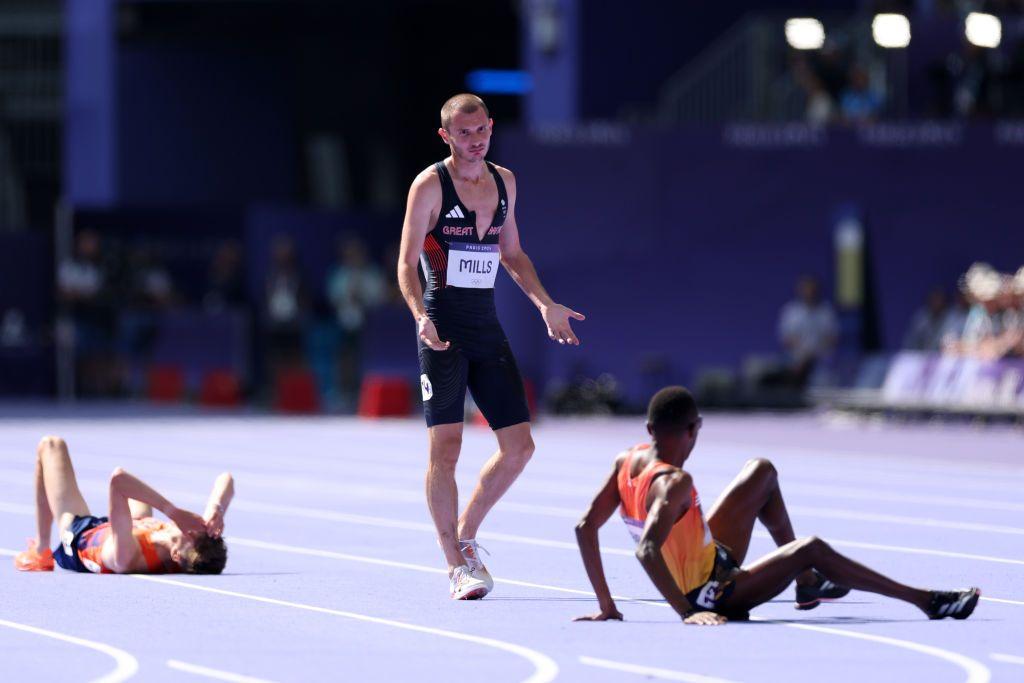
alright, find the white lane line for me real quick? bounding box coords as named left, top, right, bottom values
left=991, top=653, right=1024, bottom=665
left=179, top=540, right=993, bottom=683
left=0, top=618, right=139, bottom=683
left=789, top=506, right=1024, bottom=537
left=132, top=575, right=559, bottom=683
left=760, top=532, right=1024, bottom=568
left=3, top=496, right=1024, bottom=569
left=166, top=659, right=278, bottom=683
left=762, top=619, right=990, bottom=683
left=578, top=655, right=739, bottom=683
left=226, top=537, right=662, bottom=606
left=980, top=596, right=1024, bottom=606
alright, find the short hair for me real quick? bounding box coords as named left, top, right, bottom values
left=181, top=533, right=227, bottom=575
left=647, top=386, right=699, bottom=435
left=440, top=93, right=489, bottom=131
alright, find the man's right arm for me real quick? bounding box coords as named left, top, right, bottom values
left=397, top=172, right=448, bottom=351
left=107, top=468, right=206, bottom=572
left=573, top=457, right=625, bottom=621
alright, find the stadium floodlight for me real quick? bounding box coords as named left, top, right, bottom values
left=872, top=14, right=911, bottom=48
left=785, top=18, right=825, bottom=50
left=965, top=12, right=1001, bottom=48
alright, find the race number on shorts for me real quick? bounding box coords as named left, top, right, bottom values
left=695, top=581, right=720, bottom=609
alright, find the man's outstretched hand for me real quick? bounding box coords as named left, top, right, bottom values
left=542, top=303, right=585, bottom=346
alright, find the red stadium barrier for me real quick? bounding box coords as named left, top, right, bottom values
left=199, top=369, right=242, bottom=407
left=358, top=375, right=412, bottom=418
left=147, top=365, right=185, bottom=402
left=274, top=368, right=320, bottom=414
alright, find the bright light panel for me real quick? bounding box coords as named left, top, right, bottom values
left=872, top=14, right=911, bottom=48
left=965, top=12, right=1001, bottom=48
left=785, top=18, right=825, bottom=50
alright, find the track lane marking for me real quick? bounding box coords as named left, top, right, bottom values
left=3, top=497, right=1024, bottom=571
left=132, top=575, right=559, bottom=683
left=0, top=617, right=139, bottom=683
left=578, top=655, right=740, bottom=683
left=166, top=659, right=279, bottom=683
left=991, top=653, right=1024, bottom=665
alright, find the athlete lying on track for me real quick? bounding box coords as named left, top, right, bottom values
left=574, top=387, right=980, bottom=625
left=14, top=436, right=232, bottom=575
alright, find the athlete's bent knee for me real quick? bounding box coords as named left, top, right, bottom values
left=800, top=535, right=832, bottom=560
left=745, top=457, right=777, bottom=483
left=37, top=435, right=66, bottom=453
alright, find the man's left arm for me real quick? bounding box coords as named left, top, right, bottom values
left=497, top=168, right=585, bottom=345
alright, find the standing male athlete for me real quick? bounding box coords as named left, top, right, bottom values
left=575, top=386, right=980, bottom=624
left=398, top=93, right=584, bottom=599
left=14, top=435, right=232, bottom=575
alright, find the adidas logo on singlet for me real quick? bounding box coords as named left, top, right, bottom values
left=445, top=206, right=466, bottom=219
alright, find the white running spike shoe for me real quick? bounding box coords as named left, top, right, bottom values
left=459, top=539, right=493, bottom=594
left=450, top=565, right=488, bottom=600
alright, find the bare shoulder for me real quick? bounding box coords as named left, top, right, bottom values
left=492, top=164, right=516, bottom=188
left=406, top=166, right=443, bottom=216
left=411, top=165, right=442, bottom=194
left=612, top=449, right=631, bottom=472
left=653, top=466, right=692, bottom=499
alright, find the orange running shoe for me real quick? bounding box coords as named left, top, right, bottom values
left=14, top=539, right=54, bottom=571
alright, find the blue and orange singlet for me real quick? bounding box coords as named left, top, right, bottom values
left=617, top=444, right=717, bottom=594
left=76, top=517, right=173, bottom=574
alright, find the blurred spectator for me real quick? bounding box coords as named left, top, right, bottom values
left=775, top=275, right=838, bottom=388
left=326, top=235, right=386, bottom=334
left=204, top=240, right=246, bottom=313
left=0, top=308, right=28, bottom=348
left=939, top=289, right=970, bottom=348
left=326, top=234, right=386, bottom=401
left=793, top=58, right=835, bottom=126
left=57, top=229, right=118, bottom=395
left=264, top=235, right=308, bottom=373
left=128, top=245, right=176, bottom=310
left=839, top=65, right=883, bottom=124
left=902, top=287, right=948, bottom=351
left=810, top=42, right=849, bottom=104
left=949, top=262, right=1023, bottom=360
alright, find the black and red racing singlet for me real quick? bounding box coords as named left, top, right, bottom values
left=420, top=161, right=508, bottom=301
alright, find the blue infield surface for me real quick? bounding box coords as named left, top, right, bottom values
left=0, top=410, right=1021, bottom=683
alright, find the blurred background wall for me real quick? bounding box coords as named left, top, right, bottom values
left=1, top=0, right=1022, bottom=416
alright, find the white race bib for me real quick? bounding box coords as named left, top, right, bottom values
left=446, top=242, right=499, bottom=288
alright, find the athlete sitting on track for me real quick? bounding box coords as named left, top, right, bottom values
left=14, top=435, right=233, bottom=575
left=574, top=387, right=980, bottom=625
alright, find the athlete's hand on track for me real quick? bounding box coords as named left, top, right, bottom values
left=418, top=316, right=450, bottom=351
left=683, top=611, right=727, bottom=626
left=170, top=507, right=208, bottom=538
left=542, top=303, right=585, bottom=346
left=573, top=605, right=623, bottom=622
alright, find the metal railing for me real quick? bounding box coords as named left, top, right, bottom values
left=655, top=13, right=883, bottom=126
left=0, top=1, right=61, bottom=231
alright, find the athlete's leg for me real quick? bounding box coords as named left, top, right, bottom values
left=36, top=436, right=91, bottom=543
left=458, top=422, right=534, bottom=540
left=722, top=536, right=931, bottom=614
left=706, top=459, right=803, bottom=564
left=426, top=422, right=468, bottom=571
